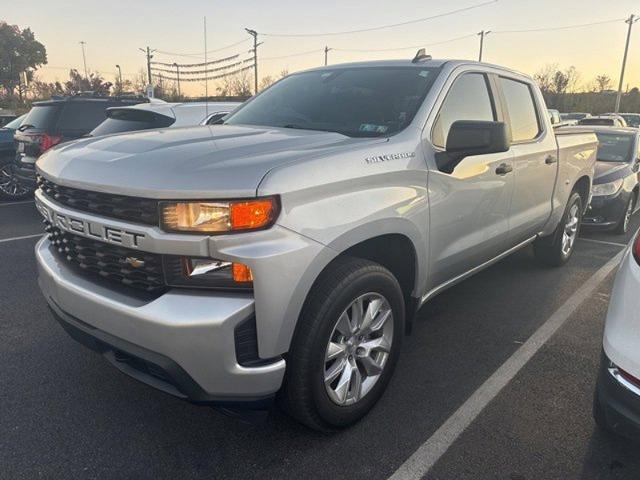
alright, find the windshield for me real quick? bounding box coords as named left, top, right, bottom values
left=621, top=114, right=640, bottom=128
left=224, top=66, right=440, bottom=137
left=595, top=132, right=634, bottom=162
left=565, top=113, right=588, bottom=120
left=579, top=118, right=614, bottom=126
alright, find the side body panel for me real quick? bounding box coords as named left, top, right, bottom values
left=541, top=130, right=598, bottom=236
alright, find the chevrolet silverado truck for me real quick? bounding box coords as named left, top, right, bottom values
left=34, top=56, right=598, bottom=431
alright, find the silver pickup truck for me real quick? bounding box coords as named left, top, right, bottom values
left=34, top=56, right=597, bottom=431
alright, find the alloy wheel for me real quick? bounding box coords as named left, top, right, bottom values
left=323, top=293, right=394, bottom=406
left=0, top=163, right=30, bottom=198
left=561, top=203, right=579, bottom=256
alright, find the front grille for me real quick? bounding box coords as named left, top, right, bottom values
left=45, top=222, right=166, bottom=293
left=37, top=175, right=159, bottom=226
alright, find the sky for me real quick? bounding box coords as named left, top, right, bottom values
left=5, top=0, right=640, bottom=96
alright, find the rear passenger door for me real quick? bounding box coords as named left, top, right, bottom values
left=427, top=71, right=515, bottom=288
left=497, top=76, right=557, bottom=246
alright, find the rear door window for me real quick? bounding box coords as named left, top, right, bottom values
left=499, top=77, right=541, bottom=142
left=432, top=73, right=495, bottom=148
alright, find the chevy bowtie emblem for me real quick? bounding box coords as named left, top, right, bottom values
left=122, top=256, right=145, bottom=268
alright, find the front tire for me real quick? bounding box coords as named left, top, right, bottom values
left=534, top=192, right=583, bottom=267
left=0, top=158, right=32, bottom=201
left=280, top=257, right=405, bottom=431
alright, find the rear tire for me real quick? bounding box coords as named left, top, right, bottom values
left=0, top=158, right=32, bottom=201
left=615, top=193, right=636, bottom=235
left=534, top=192, right=583, bottom=267
left=280, top=257, right=405, bottom=431
left=593, top=384, right=610, bottom=432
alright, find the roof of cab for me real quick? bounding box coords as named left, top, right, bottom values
left=300, top=58, right=533, bottom=80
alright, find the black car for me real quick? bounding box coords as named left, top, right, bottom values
left=583, top=126, right=640, bottom=234
left=4, top=94, right=148, bottom=200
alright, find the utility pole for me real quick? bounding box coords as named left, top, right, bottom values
left=477, top=30, right=491, bottom=62
left=138, top=46, right=155, bottom=88
left=115, top=64, right=123, bottom=90
left=615, top=14, right=638, bottom=114
left=173, top=63, right=181, bottom=98
left=245, top=28, right=260, bottom=95
left=79, top=41, right=88, bottom=80
left=324, top=46, right=332, bottom=66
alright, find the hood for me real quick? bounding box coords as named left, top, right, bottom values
left=37, top=125, right=372, bottom=198
left=594, top=160, right=631, bottom=184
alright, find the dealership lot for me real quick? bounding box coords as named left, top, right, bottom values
left=1, top=199, right=640, bottom=480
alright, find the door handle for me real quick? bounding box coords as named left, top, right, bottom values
left=545, top=155, right=558, bottom=165
left=495, top=163, right=513, bottom=175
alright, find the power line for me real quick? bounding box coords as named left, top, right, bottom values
left=333, top=33, right=476, bottom=53
left=259, top=0, right=497, bottom=37
left=151, top=64, right=254, bottom=82
left=261, top=48, right=325, bottom=60
left=155, top=38, right=251, bottom=58
left=493, top=17, right=626, bottom=34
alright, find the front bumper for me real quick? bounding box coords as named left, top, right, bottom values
left=583, top=192, right=630, bottom=229
left=36, top=237, right=286, bottom=403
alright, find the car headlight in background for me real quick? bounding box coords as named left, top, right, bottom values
left=160, top=197, right=279, bottom=233
left=592, top=179, right=623, bottom=197
left=163, top=256, right=253, bottom=289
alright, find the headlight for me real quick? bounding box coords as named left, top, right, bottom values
left=592, top=179, right=623, bottom=197
left=160, top=197, right=279, bottom=233
left=163, top=256, right=253, bottom=289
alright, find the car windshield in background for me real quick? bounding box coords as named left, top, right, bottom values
left=224, top=66, right=440, bottom=137
left=3, top=114, right=25, bottom=130
left=595, top=133, right=634, bottom=162
left=621, top=114, right=640, bottom=127
left=579, top=118, right=614, bottom=126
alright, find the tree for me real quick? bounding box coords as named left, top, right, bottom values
left=593, top=74, right=612, bottom=92
left=62, top=69, right=112, bottom=95
left=0, top=22, right=47, bottom=98
left=259, top=75, right=276, bottom=91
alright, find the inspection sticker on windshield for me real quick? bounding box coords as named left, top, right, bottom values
left=365, top=152, right=415, bottom=165
left=359, top=124, right=389, bottom=134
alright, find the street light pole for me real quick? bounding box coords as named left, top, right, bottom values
left=115, top=64, right=123, bottom=91
left=477, top=30, right=491, bottom=62
left=173, top=63, right=181, bottom=98
left=614, top=14, right=638, bottom=114
left=79, top=41, right=88, bottom=80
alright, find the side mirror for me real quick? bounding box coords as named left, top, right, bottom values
left=435, top=120, right=511, bottom=174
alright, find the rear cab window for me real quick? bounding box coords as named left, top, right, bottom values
left=499, top=77, right=542, bottom=143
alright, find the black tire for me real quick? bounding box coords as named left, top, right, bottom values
left=0, top=158, right=32, bottom=201
left=615, top=193, right=636, bottom=235
left=533, top=192, right=583, bottom=267
left=280, top=257, right=405, bottom=431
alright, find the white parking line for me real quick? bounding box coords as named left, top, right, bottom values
left=388, top=249, right=625, bottom=480
left=0, top=233, right=42, bottom=244
left=0, top=200, right=35, bottom=207
left=578, top=237, right=628, bottom=248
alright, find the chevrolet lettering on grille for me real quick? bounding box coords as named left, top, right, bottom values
left=36, top=198, right=146, bottom=249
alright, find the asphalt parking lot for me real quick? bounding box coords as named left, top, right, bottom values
left=2, top=199, right=640, bottom=480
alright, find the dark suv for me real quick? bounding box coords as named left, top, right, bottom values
left=3, top=94, right=147, bottom=200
